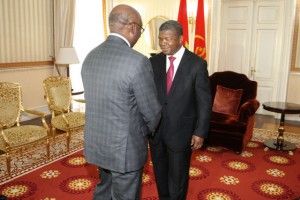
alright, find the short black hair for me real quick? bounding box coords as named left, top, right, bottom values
left=159, top=20, right=183, bottom=37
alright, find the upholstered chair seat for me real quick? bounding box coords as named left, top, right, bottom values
left=210, top=113, right=247, bottom=133
left=207, top=71, right=260, bottom=153
left=2, top=126, right=48, bottom=147
left=51, top=112, right=85, bottom=131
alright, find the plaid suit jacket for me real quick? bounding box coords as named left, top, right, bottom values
left=81, top=35, right=161, bottom=173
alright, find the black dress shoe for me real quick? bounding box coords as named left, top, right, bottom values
left=0, top=195, right=7, bottom=200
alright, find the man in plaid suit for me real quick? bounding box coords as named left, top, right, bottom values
left=81, top=4, right=161, bottom=200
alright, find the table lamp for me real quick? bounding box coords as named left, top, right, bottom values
left=55, top=47, right=80, bottom=76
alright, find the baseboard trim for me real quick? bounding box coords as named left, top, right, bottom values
left=285, top=115, right=300, bottom=122
left=20, top=105, right=50, bottom=122
left=264, top=113, right=300, bottom=122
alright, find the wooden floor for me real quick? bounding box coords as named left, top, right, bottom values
left=255, top=114, right=300, bottom=134
left=21, top=113, right=300, bottom=133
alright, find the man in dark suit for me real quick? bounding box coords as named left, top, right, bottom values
left=149, top=20, right=212, bottom=200
left=81, top=4, right=161, bottom=200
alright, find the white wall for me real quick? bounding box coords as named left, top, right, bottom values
left=286, top=73, right=300, bottom=121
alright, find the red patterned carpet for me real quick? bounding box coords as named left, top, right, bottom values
left=1, top=129, right=300, bottom=199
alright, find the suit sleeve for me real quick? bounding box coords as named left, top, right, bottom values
left=132, top=57, right=162, bottom=135
left=194, top=60, right=212, bottom=138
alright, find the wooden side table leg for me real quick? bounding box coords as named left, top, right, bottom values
left=275, top=113, right=285, bottom=150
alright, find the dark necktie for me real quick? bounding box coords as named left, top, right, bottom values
left=166, top=56, right=176, bottom=94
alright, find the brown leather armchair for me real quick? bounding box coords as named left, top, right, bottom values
left=206, top=71, right=260, bottom=153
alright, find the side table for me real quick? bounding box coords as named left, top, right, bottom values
left=262, top=102, right=300, bottom=154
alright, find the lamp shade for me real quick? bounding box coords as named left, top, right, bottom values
left=55, top=47, right=80, bottom=64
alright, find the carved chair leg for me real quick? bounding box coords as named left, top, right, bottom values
left=52, top=127, right=56, bottom=142
left=66, top=132, right=70, bottom=153
left=46, top=138, right=50, bottom=160
left=6, top=152, right=11, bottom=177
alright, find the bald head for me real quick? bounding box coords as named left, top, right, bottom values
left=108, top=4, right=143, bottom=47
left=109, top=5, right=140, bottom=33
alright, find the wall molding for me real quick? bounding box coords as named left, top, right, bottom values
left=286, top=115, right=300, bottom=122
left=0, top=61, right=54, bottom=69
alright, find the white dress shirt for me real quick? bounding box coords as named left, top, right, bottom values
left=109, top=33, right=131, bottom=47
left=166, top=46, right=185, bottom=80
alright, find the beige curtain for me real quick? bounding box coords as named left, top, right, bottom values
left=53, top=0, right=76, bottom=76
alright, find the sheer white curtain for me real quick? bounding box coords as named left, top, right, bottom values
left=71, top=0, right=105, bottom=92
left=53, top=0, right=76, bottom=76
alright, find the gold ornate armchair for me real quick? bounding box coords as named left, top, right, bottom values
left=43, top=76, right=85, bottom=152
left=0, top=82, right=50, bottom=177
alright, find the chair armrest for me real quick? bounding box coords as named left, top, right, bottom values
left=22, top=109, right=50, bottom=131
left=0, top=128, right=9, bottom=149
left=49, top=105, right=67, bottom=113
left=72, top=98, right=85, bottom=103
left=48, top=105, right=69, bottom=124
left=0, top=124, right=8, bottom=130
left=23, top=109, right=47, bottom=118
left=237, top=99, right=260, bottom=122
left=59, top=112, right=70, bottom=126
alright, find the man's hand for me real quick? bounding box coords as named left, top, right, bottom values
left=190, top=135, right=204, bottom=150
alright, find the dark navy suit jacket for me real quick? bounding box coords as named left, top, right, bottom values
left=150, top=48, right=212, bottom=151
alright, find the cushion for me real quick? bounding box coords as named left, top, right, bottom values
left=212, top=85, right=243, bottom=115
left=3, top=125, right=48, bottom=148
left=52, top=112, right=85, bottom=131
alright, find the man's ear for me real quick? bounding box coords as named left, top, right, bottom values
left=179, top=35, right=183, bottom=44
left=129, top=23, right=135, bottom=34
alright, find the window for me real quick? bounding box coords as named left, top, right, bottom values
left=70, top=0, right=105, bottom=92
